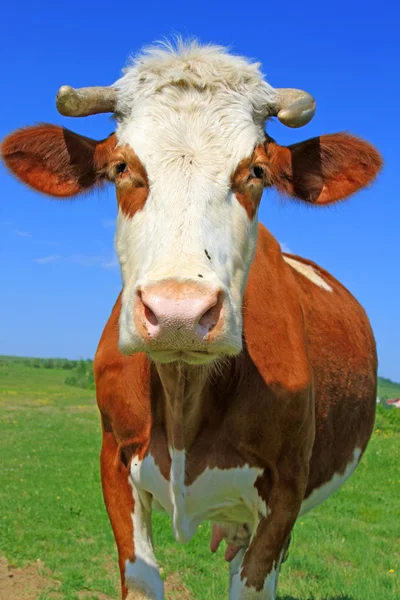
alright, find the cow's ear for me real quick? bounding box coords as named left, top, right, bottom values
left=1, top=124, right=115, bottom=197
left=265, top=133, right=382, bottom=205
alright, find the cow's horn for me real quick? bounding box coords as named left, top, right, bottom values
left=56, top=85, right=118, bottom=117
left=271, top=88, right=316, bottom=128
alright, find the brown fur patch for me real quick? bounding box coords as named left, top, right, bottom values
left=264, top=133, right=382, bottom=204
left=106, top=146, right=149, bottom=218
left=100, top=428, right=136, bottom=599
left=231, top=153, right=265, bottom=218
left=1, top=125, right=116, bottom=197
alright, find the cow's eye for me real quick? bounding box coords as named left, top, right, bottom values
left=115, top=162, right=128, bottom=176
left=249, top=166, right=264, bottom=180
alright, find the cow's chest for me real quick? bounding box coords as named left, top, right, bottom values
left=130, top=439, right=267, bottom=543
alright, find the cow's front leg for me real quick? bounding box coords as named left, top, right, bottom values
left=100, top=427, right=163, bottom=600
left=125, top=484, right=163, bottom=600
left=230, top=547, right=286, bottom=600
left=229, top=463, right=307, bottom=599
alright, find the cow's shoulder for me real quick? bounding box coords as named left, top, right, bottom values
left=94, top=294, right=152, bottom=451
left=244, top=224, right=312, bottom=394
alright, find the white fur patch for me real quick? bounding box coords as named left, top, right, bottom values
left=125, top=480, right=164, bottom=599
left=283, top=255, right=333, bottom=292
left=170, top=449, right=190, bottom=542
left=230, top=569, right=277, bottom=600
left=131, top=454, right=267, bottom=544
left=115, top=40, right=276, bottom=124
left=300, top=447, right=362, bottom=515
left=229, top=548, right=285, bottom=599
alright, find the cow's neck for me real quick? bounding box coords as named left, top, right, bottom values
left=154, top=361, right=213, bottom=452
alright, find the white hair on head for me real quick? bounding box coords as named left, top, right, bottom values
left=114, top=38, right=276, bottom=124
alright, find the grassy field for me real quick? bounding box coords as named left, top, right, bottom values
left=0, top=356, right=399, bottom=600
left=377, top=376, right=400, bottom=401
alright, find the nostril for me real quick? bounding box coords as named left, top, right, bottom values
left=198, top=293, right=223, bottom=334
left=144, top=303, right=158, bottom=327
left=137, top=291, right=159, bottom=327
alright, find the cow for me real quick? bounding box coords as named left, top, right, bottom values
left=2, top=41, right=382, bottom=600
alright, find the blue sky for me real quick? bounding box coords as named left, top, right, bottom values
left=1, top=1, right=399, bottom=381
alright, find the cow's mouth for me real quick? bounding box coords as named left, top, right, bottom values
left=147, top=350, right=219, bottom=365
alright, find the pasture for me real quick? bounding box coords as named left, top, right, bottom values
left=0, top=356, right=399, bottom=600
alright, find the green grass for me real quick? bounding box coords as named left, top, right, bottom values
left=0, top=356, right=399, bottom=599
left=377, top=375, right=400, bottom=401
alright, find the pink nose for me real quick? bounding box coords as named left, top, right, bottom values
left=134, top=281, right=223, bottom=344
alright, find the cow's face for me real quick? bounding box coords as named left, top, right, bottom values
left=112, top=81, right=271, bottom=363
left=1, top=43, right=382, bottom=365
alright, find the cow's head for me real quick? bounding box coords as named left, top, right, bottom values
left=1, top=42, right=382, bottom=365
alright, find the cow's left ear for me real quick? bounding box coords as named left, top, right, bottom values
left=265, top=133, right=382, bottom=205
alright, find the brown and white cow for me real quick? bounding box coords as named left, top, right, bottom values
left=2, top=41, right=382, bottom=599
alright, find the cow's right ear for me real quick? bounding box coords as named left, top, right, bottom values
left=1, top=124, right=115, bottom=197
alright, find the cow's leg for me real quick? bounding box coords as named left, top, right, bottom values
left=229, top=546, right=286, bottom=599
left=100, top=427, right=163, bottom=600
left=229, top=547, right=246, bottom=592
left=229, top=463, right=306, bottom=599
left=229, top=534, right=291, bottom=599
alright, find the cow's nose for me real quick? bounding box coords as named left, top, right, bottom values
left=135, top=282, right=223, bottom=342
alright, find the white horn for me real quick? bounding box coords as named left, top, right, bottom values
left=56, top=85, right=117, bottom=117
left=271, top=88, right=316, bottom=128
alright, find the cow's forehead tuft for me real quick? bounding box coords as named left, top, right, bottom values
left=113, top=39, right=276, bottom=123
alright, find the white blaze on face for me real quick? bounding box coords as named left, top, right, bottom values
left=113, top=43, right=275, bottom=356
